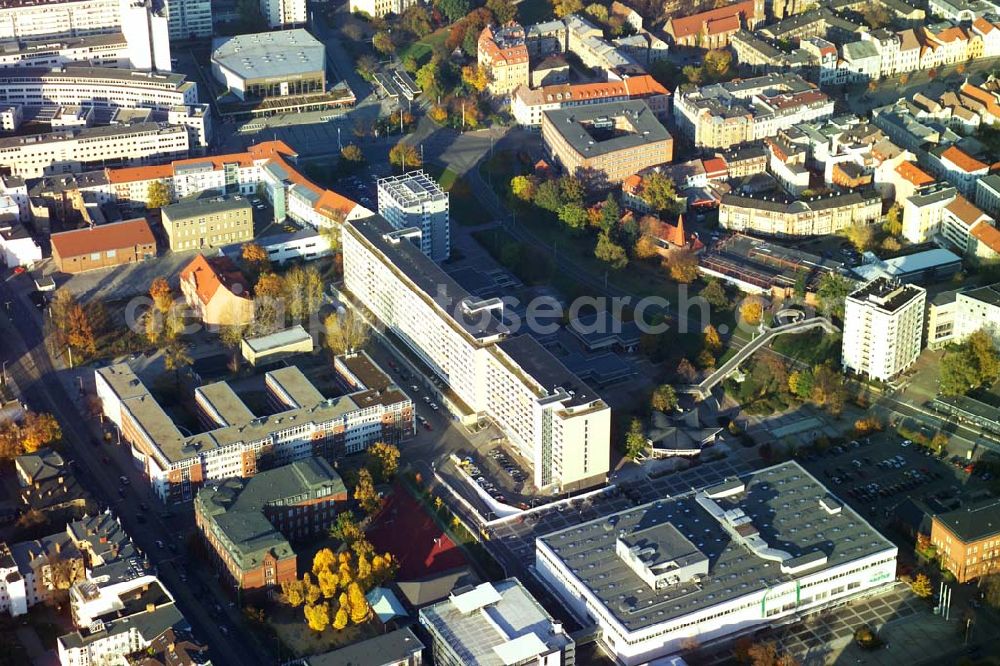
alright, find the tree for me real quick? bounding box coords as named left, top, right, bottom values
left=461, top=64, right=489, bottom=92
left=983, top=574, right=1000, bottom=609
left=330, top=511, right=364, bottom=545
left=740, top=299, right=764, bottom=326
left=930, top=432, right=948, bottom=454
left=340, top=143, right=365, bottom=166
left=324, top=310, right=369, bottom=356
left=510, top=175, right=538, bottom=202
left=332, top=607, right=349, bottom=630
left=304, top=602, right=331, bottom=632
left=437, top=0, right=471, bottom=21
left=282, top=265, right=324, bottom=322
left=703, top=49, right=733, bottom=80
left=641, top=173, right=684, bottom=215
left=697, top=349, right=716, bottom=369
left=147, top=180, right=170, bottom=209
left=356, top=55, right=378, bottom=80
left=810, top=364, right=847, bottom=416
left=667, top=248, right=699, bottom=283
left=313, top=549, right=337, bottom=577
left=281, top=578, right=306, bottom=607
left=634, top=235, right=659, bottom=259
left=373, top=31, right=394, bottom=55
left=367, top=442, right=400, bottom=482
left=599, top=194, right=620, bottom=233
left=255, top=272, right=283, bottom=299
left=861, top=3, right=892, bottom=28
left=347, top=582, right=373, bottom=624
left=389, top=143, right=421, bottom=172
left=559, top=175, right=584, bottom=205
left=534, top=180, right=563, bottom=212
left=241, top=242, right=270, bottom=276
left=788, top=369, right=814, bottom=400
left=595, top=232, right=628, bottom=268
left=624, top=418, right=646, bottom=459
left=20, top=412, right=62, bottom=453
left=650, top=384, right=677, bottom=412
left=816, top=272, right=852, bottom=320
left=939, top=329, right=1000, bottom=395
left=701, top=280, right=729, bottom=309
left=149, top=277, right=173, bottom=314
left=163, top=343, right=192, bottom=386
left=354, top=468, right=381, bottom=515
left=682, top=64, right=704, bottom=85
left=559, top=203, right=589, bottom=231
left=747, top=641, right=800, bottom=666
left=551, top=0, right=583, bottom=17
left=911, top=573, right=932, bottom=598
left=486, top=0, right=516, bottom=23
left=845, top=223, right=876, bottom=252
left=429, top=104, right=449, bottom=123
left=884, top=202, right=903, bottom=236
left=66, top=303, right=97, bottom=356
left=703, top=324, right=722, bottom=352
left=676, top=358, right=697, bottom=383
left=401, top=4, right=433, bottom=36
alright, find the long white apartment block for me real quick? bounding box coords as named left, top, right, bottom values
left=343, top=215, right=611, bottom=492
left=0, top=66, right=197, bottom=110
left=260, top=0, right=305, bottom=27
left=842, top=277, right=926, bottom=382
left=0, top=0, right=171, bottom=69
left=0, top=122, right=188, bottom=178
left=377, top=170, right=450, bottom=262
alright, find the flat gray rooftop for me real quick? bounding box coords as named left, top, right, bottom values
left=537, top=461, right=896, bottom=632
left=495, top=334, right=599, bottom=408
left=543, top=100, right=671, bottom=158
left=211, top=29, right=325, bottom=81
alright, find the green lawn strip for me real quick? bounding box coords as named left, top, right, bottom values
left=399, top=28, right=449, bottom=67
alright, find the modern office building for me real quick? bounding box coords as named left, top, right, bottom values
left=95, top=359, right=411, bottom=502
left=536, top=462, right=898, bottom=665
left=542, top=100, right=674, bottom=187
left=165, top=0, right=213, bottom=40
left=161, top=194, right=253, bottom=251
left=0, top=33, right=141, bottom=71
left=259, top=0, right=305, bottom=28
left=343, top=215, right=611, bottom=492
left=719, top=191, right=882, bottom=236
left=195, top=457, right=346, bottom=590
left=377, top=170, right=450, bottom=262
left=419, top=579, right=575, bottom=666
left=211, top=29, right=325, bottom=101
left=954, top=283, right=1000, bottom=345
left=0, top=66, right=197, bottom=111
left=931, top=498, right=1000, bottom=584
left=842, top=278, right=926, bottom=382
left=50, top=217, right=156, bottom=273
left=0, top=122, right=189, bottom=178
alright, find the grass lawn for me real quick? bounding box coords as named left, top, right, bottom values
left=399, top=28, right=449, bottom=67
left=518, top=0, right=554, bottom=24
left=427, top=165, right=481, bottom=226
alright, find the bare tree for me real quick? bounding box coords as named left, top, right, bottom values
left=324, top=310, right=369, bottom=356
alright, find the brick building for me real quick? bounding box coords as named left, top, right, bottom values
left=194, top=457, right=347, bottom=590
left=664, top=0, right=764, bottom=49
left=50, top=217, right=155, bottom=273
left=931, top=498, right=1000, bottom=583
left=478, top=23, right=530, bottom=97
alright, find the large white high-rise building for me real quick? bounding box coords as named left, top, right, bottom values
left=0, top=0, right=171, bottom=70
left=259, top=0, right=305, bottom=27
left=954, top=283, right=1000, bottom=345
left=377, top=170, right=450, bottom=262
left=842, top=277, right=926, bottom=382
left=343, top=215, right=611, bottom=492
left=164, top=0, right=212, bottom=39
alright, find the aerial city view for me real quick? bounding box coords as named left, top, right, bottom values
left=2, top=0, right=1000, bottom=664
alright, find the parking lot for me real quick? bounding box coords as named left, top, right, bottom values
left=456, top=447, right=531, bottom=507
left=797, top=431, right=996, bottom=529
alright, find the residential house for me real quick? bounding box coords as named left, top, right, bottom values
left=178, top=253, right=253, bottom=327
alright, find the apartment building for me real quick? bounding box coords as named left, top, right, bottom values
left=95, top=360, right=411, bottom=502
left=931, top=499, right=1000, bottom=583
left=178, top=253, right=254, bottom=327
left=0, top=122, right=189, bottom=179
left=195, top=457, right=346, bottom=590
left=0, top=66, right=196, bottom=111
left=478, top=23, right=530, bottom=97
left=719, top=191, right=882, bottom=236
left=511, top=75, right=671, bottom=128
left=348, top=0, right=419, bottom=17
left=259, top=0, right=305, bottom=27
left=161, top=194, right=253, bottom=251
left=902, top=186, right=957, bottom=243
left=976, top=174, right=1000, bottom=217
left=165, top=0, right=213, bottom=40
left=0, top=34, right=130, bottom=70
left=954, top=283, right=1000, bottom=344
left=542, top=100, right=674, bottom=187
left=377, top=170, right=450, bottom=262
left=674, top=73, right=834, bottom=149
left=343, top=214, right=610, bottom=492
left=536, top=462, right=898, bottom=665
left=941, top=195, right=997, bottom=257
left=842, top=278, right=926, bottom=382
left=50, top=217, right=156, bottom=273
left=0, top=214, right=42, bottom=268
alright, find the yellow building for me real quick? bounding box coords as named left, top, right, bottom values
left=179, top=253, right=254, bottom=327
left=162, top=194, right=253, bottom=252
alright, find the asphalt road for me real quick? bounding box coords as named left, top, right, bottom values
left=0, top=274, right=269, bottom=666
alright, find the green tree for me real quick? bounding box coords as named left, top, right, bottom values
left=595, top=231, right=628, bottom=269
left=624, top=418, right=646, bottom=459
left=816, top=272, right=852, bottom=320
left=437, top=0, right=471, bottom=21
left=534, top=180, right=563, bottom=212
left=788, top=369, right=814, bottom=399
left=401, top=4, right=433, bottom=36
left=641, top=172, right=684, bottom=215
left=939, top=329, right=1000, bottom=395
left=650, top=384, right=677, bottom=412
left=510, top=175, right=538, bottom=202
left=599, top=194, right=620, bottom=233
left=682, top=64, right=704, bottom=85
left=558, top=176, right=584, bottom=205
left=147, top=180, right=170, bottom=209
left=558, top=203, right=588, bottom=230
left=330, top=511, right=364, bottom=544
left=884, top=203, right=903, bottom=236
left=701, top=280, right=729, bottom=309
left=486, top=0, right=516, bottom=23
left=373, top=31, right=394, bottom=55
left=367, top=442, right=400, bottom=482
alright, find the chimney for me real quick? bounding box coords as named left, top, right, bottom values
left=146, top=602, right=156, bottom=614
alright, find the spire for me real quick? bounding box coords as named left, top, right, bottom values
left=671, top=214, right=687, bottom=247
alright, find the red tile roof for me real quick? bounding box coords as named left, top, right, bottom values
left=941, top=146, right=989, bottom=173
left=50, top=218, right=154, bottom=258
left=106, top=164, right=172, bottom=184
left=622, top=174, right=643, bottom=193
left=970, top=220, right=1000, bottom=253
left=179, top=254, right=251, bottom=305
left=667, top=0, right=757, bottom=39
left=702, top=157, right=728, bottom=178
left=945, top=195, right=987, bottom=227
left=706, top=14, right=741, bottom=35
left=895, top=161, right=934, bottom=187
